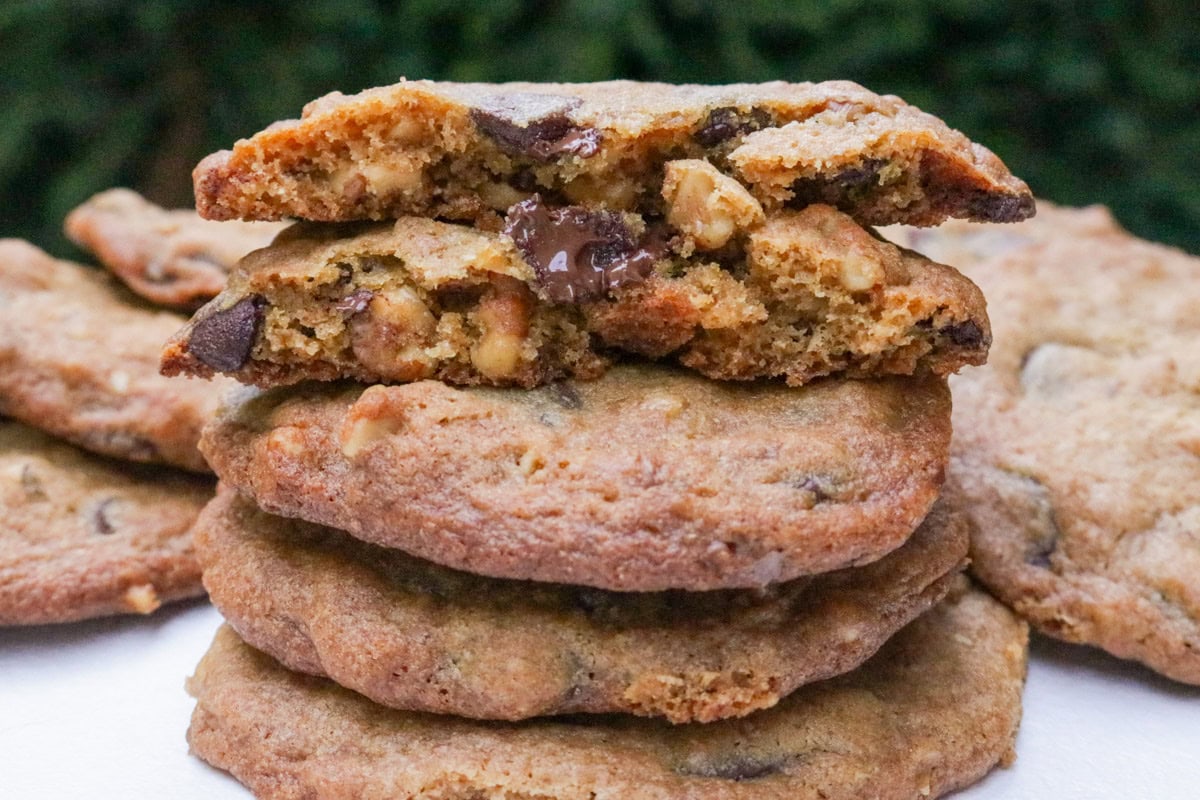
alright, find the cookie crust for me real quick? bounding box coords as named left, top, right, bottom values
left=186, top=581, right=1028, bottom=800
left=0, top=239, right=233, bottom=473
left=193, top=79, right=1032, bottom=228
left=64, top=188, right=286, bottom=310
left=201, top=366, right=951, bottom=591
left=893, top=204, right=1200, bottom=684
left=0, top=419, right=211, bottom=625
left=198, top=488, right=967, bottom=722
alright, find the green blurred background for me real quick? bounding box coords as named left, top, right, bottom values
left=3, top=0, right=1198, bottom=255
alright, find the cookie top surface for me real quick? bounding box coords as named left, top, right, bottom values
left=0, top=419, right=211, bottom=625
left=64, top=188, right=286, bottom=310
left=187, top=581, right=1027, bottom=800
left=198, top=487, right=967, bottom=722
left=201, top=365, right=951, bottom=591
left=0, top=239, right=234, bottom=472
left=892, top=204, right=1200, bottom=684
left=162, top=202, right=989, bottom=389
left=194, top=79, right=1032, bottom=228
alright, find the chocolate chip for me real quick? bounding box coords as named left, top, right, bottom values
left=965, top=191, right=1036, bottom=223
left=546, top=382, right=583, bottom=410
left=471, top=94, right=600, bottom=161
left=19, top=465, right=46, bottom=501
left=334, top=288, right=374, bottom=315
left=793, top=475, right=835, bottom=502
left=790, top=158, right=887, bottom=209
left=504, top=196, right=661, bottom=303
left=187, top=295, right=266, bottom=371
left=677, top=755, right=786, bottom=782
left=90, top=498, right=118, bottom=535
left=694, top=106, right=774, bottom=147
left=940, top=320, right=986, bottom=349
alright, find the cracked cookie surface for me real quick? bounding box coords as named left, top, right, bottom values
left=197, top=487, right=966, bottom=722
left=891, top=204, right=1200, bottom=684
left=193, top=79, right=1032, bottom=228
left=65, top=188, right=286, bottom=310
left=0, top=419, right=211, bottom=624
left=162, top=203, right=989, bottom=389
left=186, top=580, right=1027, bottom=800
left=0, top=240, right=235, bottom=473
left=200, top=365, right=951, bottom=591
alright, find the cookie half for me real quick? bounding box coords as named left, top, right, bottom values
left=202, top=366, right=951, bottom=591
left=0, top=239, right=233, bottom=473
left=162, top=203, right=989, bottom=389
left=193, top=79, right=1032, bottom=227
left=0, top=419, right=211, bottom=625
left=894, top=204, right=1200, bottom=684
left=64, top=188, right=286, bottom=310
left=198, top=487, right=967, bottom=722
left=187, top=581, right=1027, bottom=800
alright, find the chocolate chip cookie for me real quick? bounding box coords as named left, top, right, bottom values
left=64, top=188, right=286, bottom=310
left=201, top=365, right=951, bottom=591
left=187, top=580, right=1027, bottom=800
left=0, top=239, right=233, bottom=473
left=198, top=487, right=967, bottom=722
left=193, top=79, right=1032, bottom=228
left=0, top=419, right=211, bottom=625
left=894, top=204, right=1200, bottom=684
left=162, top=203, right=989, bottom=389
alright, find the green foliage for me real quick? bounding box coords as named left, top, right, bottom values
left=2, top=0, right=1198, bottom=254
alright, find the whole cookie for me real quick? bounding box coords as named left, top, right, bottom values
left=894, top=204, right=1200, bottom=684
left=0, top=419, right=211, bottom=625
left=162, top=203, right=989, bottom=389
left=187, top=581, right=1028, bottom=800
left=0, top=239, right=233, bottom=473
left=194, top=79, right=1032, bottom=227
left=201, top=366, right=952, bottom=591
left=64, top=188, right=286, bottom=310
left=197, top=488, right=967, bottom=722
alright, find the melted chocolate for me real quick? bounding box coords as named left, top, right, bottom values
left=471, top=95, right=601, bottom=162
left=503, top=196, right=661, bottom=303
left=694, top=106, right=774, bottom=147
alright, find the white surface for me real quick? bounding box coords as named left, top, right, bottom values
left=1, top=599, right=1198, bottom=798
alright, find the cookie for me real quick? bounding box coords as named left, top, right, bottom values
left=0, top=239, right=234, bottom=473
left=64, top=188, right=286, bottom=310
left=894, top=205, right=1200, bottom=684
left=161, top=202, right=989, bottom=389
left=193, top=79, right=1032, bottom=228
left=0, top=419, right=211, bottom=625
left=201, top=365, right=951, bottom=591
left=198, top=487, right=967, bottom=722
left=187, top=580, right=1027, bottom=800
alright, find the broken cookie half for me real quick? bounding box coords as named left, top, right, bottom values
left=193, top=79, right=1033, bottom=228
left=162, top=201, right=989, bottom=388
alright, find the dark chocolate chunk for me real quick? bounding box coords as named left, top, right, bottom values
left=471, top=94, right=600, bottom=161
left=334, top=288, right=375, bottom=315
left=676, top=755, right=787, bottom=782
left=90, top=498, right=118, bottom=535
left=694, top=106, right=774, bottom=147
left=965, top=191, right=1036, bottom=223
left=503, top=196, right=660, bottom=303
left=187, top=295, right=266, bottom=372
left=941, top=320, right=987, bottom=349
left=793, top=475, right=835, bottom=503
left=790, top=158, right=887, bottom=209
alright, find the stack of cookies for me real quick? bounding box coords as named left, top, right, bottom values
left=166, top=80, right=1033, bottom=799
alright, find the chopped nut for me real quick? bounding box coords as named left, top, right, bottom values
left=662, top=160, right=764, bottom=250
left=123, top=584, right=161, bottom=615
left=470, top=277, right=533, bottom=380
left=563, top=173, right=639, bottom=208
left=350, top=286, right=437, bottom=382
left=838, top=252, right=885, bottom=292
left=340, top=413, right=405, bottom=458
